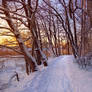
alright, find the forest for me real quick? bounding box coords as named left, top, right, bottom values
left=0, top=0, right=92, bottom=92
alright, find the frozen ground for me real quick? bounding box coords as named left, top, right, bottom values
left=0, top=55, right=92, bottom=92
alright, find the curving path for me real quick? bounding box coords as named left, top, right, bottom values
left=21, top=56, right=73, bottom=92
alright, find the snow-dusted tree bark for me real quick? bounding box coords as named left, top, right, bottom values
left=2, top=0, right=37, bottom=74
left=43, top=0, right=79, bottom=58
left=38, top=2, right=64, bottom=56
left=21, top=0, right=48, bottom=66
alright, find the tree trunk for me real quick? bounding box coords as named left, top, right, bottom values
left=2, top=0, right=36, bottom=74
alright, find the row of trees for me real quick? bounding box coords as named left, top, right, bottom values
left=0, top=0, right=92, bottom=74
left=0, top=0, right=48, bottom=75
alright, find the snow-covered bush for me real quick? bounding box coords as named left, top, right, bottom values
left=76, top=56, right=86, bottom=68
left=0, top=60, right=5, bottom=71
left=76, top=53, right=92, bottom=68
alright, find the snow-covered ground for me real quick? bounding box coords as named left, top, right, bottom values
left=0, top=55, right=92, bottom=92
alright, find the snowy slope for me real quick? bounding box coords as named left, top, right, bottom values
left=1, top=55, right=92, bottom=92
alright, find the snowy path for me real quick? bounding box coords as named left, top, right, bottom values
left=2, top=55, right=92, bottom=92
left=21, top=56, right=73, bottom=92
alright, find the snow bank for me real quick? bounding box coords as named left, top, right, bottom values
left=64, top=56, right=92, bottom=92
